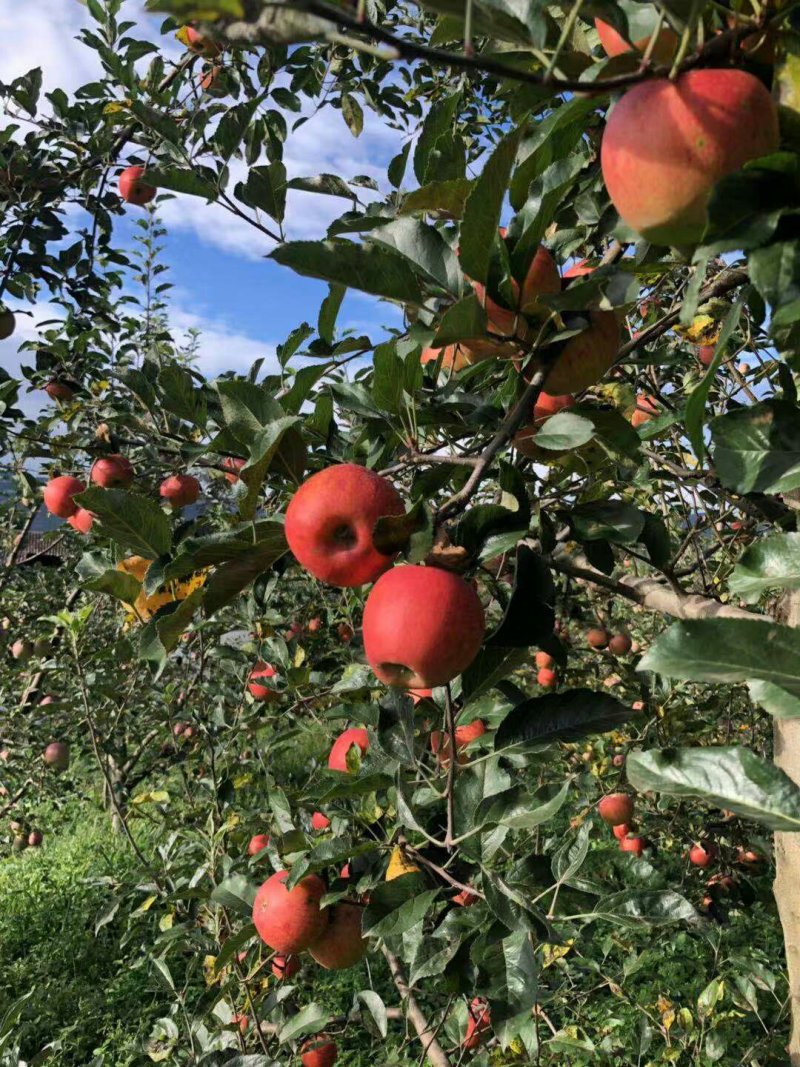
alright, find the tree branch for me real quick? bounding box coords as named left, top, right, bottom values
left=382, top=948, right=453, bottom=1067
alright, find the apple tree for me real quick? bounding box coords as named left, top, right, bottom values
left=2, top=0, right=800, bottom=1063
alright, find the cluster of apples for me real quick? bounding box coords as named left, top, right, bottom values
left=9, top=820, right=43, bottom=853
left=598, top=792, right=648, bottom=855
left=42, top=455, right=201, bottom=534
left=279, top=463, right=486, bottom=689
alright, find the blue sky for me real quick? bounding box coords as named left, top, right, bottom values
left=0, top=0, right=404, bottom=393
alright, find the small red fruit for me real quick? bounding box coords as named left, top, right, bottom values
left=44, top=381, right=73, bottom=402
left=587, top=628, right=610, bottom=650
left=464, top=998, right=491, bottom=1050
left=223, top=456, right=246, bottom=483
left=67, top=508, right=94, bottom=534
left=430, top=719, right=487, bottom=768
left=160, top=474, right=200, bottom=509
left=119, top=165, right=156, bottom=206
left=608, top=633, right=632, bottom=656
left=43, top=475, right=86, bottom=519
left=612, top=822, right=631, bottom=841
left=453, top=886, right=479, bottom=907
left=631, top=394, right=659, bottom=428
left=535, top=651, right=554, bottom=670
left=248, top=834, right=270, bottom=857
left=689, top=842, right=717, bottom=868
left=598, top=793, right=634, bottom=826
left=248, top=662, right=278, bottom=701
left=272, top=953, right=301, bottom=980
left=184, top=25, right=222, bottom=56
left=619, top=835, right=646, bottom=857
left=311, top=811, right=331, bottom=831
left=91, top=454, right=134, bottom=489
left=300, top=1035, right=337, bottom=1067
left=328, top=727, right=369, bottom=773
left=28, top=830, right=43, bottom=847
left=537, top=667, right=558, bottom=688
left=43, top=741, right=70, bottom=772
left=307, top=617, right=322, bottom=633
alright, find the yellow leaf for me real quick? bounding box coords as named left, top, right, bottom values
left=386, top=845, right=420, bottom=881
left=673, top=314, right=720, bottom=345
left=542, top=940, right=573, bottom=968
left=159, top=912, right=174, bottom=931
left=133, top=790, right=170, bottom=805
left=233, top=774, right=252, bottom=789
left=293, top=645, right=306, bottom=668
left=135, top=894, right=158, bottom=914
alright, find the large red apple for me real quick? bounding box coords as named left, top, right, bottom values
left=689, top=842, right=718, bottom=868
left=43, top=741, right=70, bottom=772
left=537, top=667, right=558, bottom=688
left=608, top=633, right=632, bottom=656
left=430, top=718, right=487, bottom=767
left=535, top=651, right=554, bottom=669
left=247, top=834, right=270, bottom=857
left=285, top=464, right=405, bottom=587
left=119, top=165, right=156, bottom=206
left=328, top=727, right=369, bottom=772
left=252, top=870, right=328, bottom=953
left=43, top=475, right=85, bottom=519
left=598, top=792, right=634, bottom=826
left=91, top=454, right=134, bottom=488
left=541, top=261, right=621, bottom=394
left=587, top=627, right=610, bottom=650
left=0, top=310, right=15, bottom=340
left=363, top=565, right=485, bottom=688
left=184, top=25, right=222, bottom=56
left=619, top=834, right=647, bottom=857
left=300, top=1035, right=337, bottom=1067
left=309, top=901, right=367, bottom=969
left=272, top=953, right=301, bottom=980
left=247, top=662, right=278, bottom=701
left=160, top=474, right=200, bottom=509
left=464, top=998, right=491, bottom=1050
left=601, top=70, right=779, bottom=245
left=420, top=343, right=476, bottom=372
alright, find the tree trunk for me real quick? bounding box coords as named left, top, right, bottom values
left=774, top=589, right=800, bottom=1063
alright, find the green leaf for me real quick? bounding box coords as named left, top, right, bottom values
left=400, top=179, right=473, bottom=219
left=731, top=532, right=800, bottom=603
left=76, top=488, right=172, bottom=558
left=627, top=746, right=800, bottom=831
left=477, top=780, right=570, bottom=829
left=215, top=98, right=261, bottom=160
left=82, top=568, right=142, bottom=604
left=204, top=524, right=288, bottom=615
left=684, top=295, right=744, bottom=461
left=750, top=239, right=800, bottom=327
left=372, top=500, right=433, bottom=562
left=357, top=992, right=388, bottom=1038
left=430, top=293, right=487, bottom=347
left=341, top=93, right=364, bottom=137
left=318, top=283, right=345, bottom=344
left=588, top=890, right=700, bottom=927
left=139, top=588, right=205, bottom=668
left=638, top=617, right=800, bottom=710
left=710, top=399, right=800, bottom=494
left=363, top=886, right=438, bottom=938
left=271, top=240, right=426, bottom=305
left=210, top=875, right=258, bottom=918
left=367, top=218, right=462, bottom=294
left=460, top=125, right=524, bottom=285
left=388, top=141, right=411, bottom=189
left=158, top=363, right=207, bottom=427
left=461, top=647, right=529, bottom=704
left=487, top=544, right=555, bottom=648
left=146, top=1, right=243, bottom=15
left=414, top=93, right=461, bottom=184
left=569, top=501, right=645, bottom=545
left=238, top=162, right=287, bottom=223
left=495, top=689, right=634, bottom=750
left=278, top=1003, right=330, bottom=1043
left=140, top=165, right=216, bottom=199
left=534, top=412, right=595, bottom=451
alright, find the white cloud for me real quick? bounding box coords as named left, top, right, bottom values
left=169, top=305, right=279, bottom=377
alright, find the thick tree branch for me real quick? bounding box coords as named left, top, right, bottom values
left=382, top=947, right=453, bottom=1067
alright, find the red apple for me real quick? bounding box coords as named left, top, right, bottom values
left=689, top=842, right=717, bottom=868
left=272, top=953, right=301, bottom=980
left=533, top=392, right=576, bottom=424
left=285, top=464, right=405, bottom=587
left=309, top=901, right=367, bottom=970
left=540, top=261, right=621, bottom=394
left=248, top=834, right=270, bottom=857
left=307, top=617, right=322, bottom=633
left=612, top=753, right=625, bottom=768
left=598, top=793, right=634, bottom=826
left=67, top=508, right=94, bottom=534
left=619, top=835, right=647, bottom=857
left=608, top=633, right=632, bottom=656
left=252, top=870, right=328, bottom=953
left=43, top=475, right=86, bottom=518
left=10, top=639, right=32, bottom=662
left=311, top=811, right=331, bottom=831
left=453, top=886, right=479, bottom=906
left=601, top=70, right=779, bottom=245
left=363, top=565, right=485, bottom=688
left=300, top=1035, right=337, bottom=1067
left=409, top=687, right=433, bottom=705
left=535, top=651, right=554, bottom=670
left=44, top=381, right=73, bottom=402
left=328, top=728, right=369, bottom=773
left=537, top=667, right=558, bottom=688
left=587, top=628, right=610, bottom=650
left=27, top=829, right=43, bottom=847
left=223, top=456, right=246, bottom=484
left=90, top=454, right=134, bottom=488
left=43, top=741, right=70, bottom=772
left=464, top=998, right=491, bottom=1050
left=119, top=165, right=156, bottom=206
left=184, top=25, right=222, bottom=56
left=631, top=395, right=659, bottom=428
left=160, top=474, right=200, bottom=509
left=337, top=622, right=354, bottom=644
left=697, top=344, right=716, bottom=368
left=248, top=662, right=278, bottom=701
left=430, top=718, right=487, bottom=767
left=612, top=822, right=631, bottom=840
left=595, top=18, right=678, bottom=62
